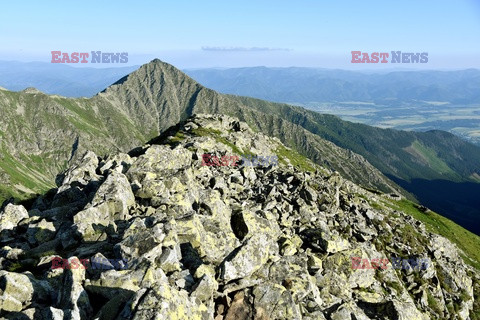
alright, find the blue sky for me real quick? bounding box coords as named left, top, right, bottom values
left=1, top=0, right=479, bottom=69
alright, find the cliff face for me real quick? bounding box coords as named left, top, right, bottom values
left=0, top=115, right=477, bottom=319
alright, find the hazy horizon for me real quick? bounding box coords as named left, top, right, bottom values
left=1, top=59, right=479, bottom=73
left=1, top=0, right=479, bottom=69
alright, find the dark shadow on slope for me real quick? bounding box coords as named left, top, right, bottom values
left=85, top=285, right=135, bottom=318
left=182, top=87, right=202, bottom=121
left=69, top=136, right=80, bottom=162
left=146, top=122, right=184, bottom=147
left=357, top=301, right=398, bottom=320
left=387, top=176, right=480, bottom=235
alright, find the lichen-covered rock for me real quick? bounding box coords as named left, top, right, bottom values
left=89, top=170, right=135, bottom=220
left=221, top=233, right=278, bottom=282
left=26, top=218, right=56, bottom=244
left=0, top=115, right=477, bottom=319
left=72, top=171, right=134, bottom=241
left=0, top=271, right=53, bottom=313
left=118, top=269, right=210, bottom=320
left=0, top=204, right=29, bottom=233
left=56, top=150, right=100, bottom=192
left=99, top=152, right=133, bottom=175
left=0, top=271, right=34, bottom=312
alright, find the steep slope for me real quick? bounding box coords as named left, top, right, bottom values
left=223, top=97, right=480, bottom=233
left=0, top=115, right=478, bottom=319
left=0, top=89, right=149, bottom=201
left=99, top=61, right=480, bottom=187
left=100, top=61, right=400, bottom=193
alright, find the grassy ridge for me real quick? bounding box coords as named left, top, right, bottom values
left=231, top=95, right=480, bottom=183
left=379, top=198, right=480, bottom=270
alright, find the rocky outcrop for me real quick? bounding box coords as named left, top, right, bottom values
left=0, top=204, right=29, bottom=242
left=0, top=115, right=477, bottom=319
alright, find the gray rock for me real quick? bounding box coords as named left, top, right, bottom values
left=0, top=115, right=477, bottom=319
left=221, top=233, right=278, bottom=282
left=0, top=204, right=29, bottom=233
left=57, top=151, right=101, bottom=192
left=72, top=171, right=134, bottom=241
left=0, top=271, right=53, bottom=312
left=26, top=218, right=56, bottom=245
left=0, top=271, right=35, bottom=312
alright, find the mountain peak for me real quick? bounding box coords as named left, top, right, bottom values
left=21, top=87, right=44, bottom=94
left=149, top=58, right=165, bottom=64
left=99, top=58, right=201, bottom=95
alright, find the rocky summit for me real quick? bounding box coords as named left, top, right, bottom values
left=0, top=114, right=478, bottom=319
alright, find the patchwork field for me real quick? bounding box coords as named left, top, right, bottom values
left=306, top=101, right=480, bottom=145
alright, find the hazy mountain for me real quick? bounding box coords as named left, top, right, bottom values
left=185, top=67, right=480, bottom=104
left=1, top=60, right=480, bottom=236
left=0, top=61, right=138, bottom=97
left=3, top=61, right=480, bottom=104
left=0, top=115, right=478, bottom=319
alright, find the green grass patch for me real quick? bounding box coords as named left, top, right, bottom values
left=67, top=116, right=105, bottom=136
left=427, top=290, right=443, bottom=315
left=275, top=145, right=315, bottom=172
left=6, top=262, right=23, bottom=272
left=0, top=185, right=20, bottom=203
left=368, top=200, right=383, bottom=211
left=385, top=199, right=480, bottom=270
left=0, top=150, right=52, bottom=191
left=157, top=130, right=188, bottom=147
left=56, top=98, right=103, bottom=129
left=169, top=131, right=186, bottom=144
left=0, top=145, right=57, bottom=204
left=192, top=127, right=244, bottom=154
left=409, top=140, right=457, bottom=178
left=397, top=223, right=429, bottom=254
left=472, top=278, right=480, bottom=320
left=386, top=281, right=403, bottom=295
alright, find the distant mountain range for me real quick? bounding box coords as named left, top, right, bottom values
left=0, top=61, right=138, bottom=97
left=1, top=60, right=480, bottom=235
left=185, top=67, right=480, bottom=104
left=3, top=61, right=479, bottom=104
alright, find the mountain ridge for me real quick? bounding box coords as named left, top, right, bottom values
left=1, top=59, right=480, bottom=235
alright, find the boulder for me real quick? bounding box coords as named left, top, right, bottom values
left=0, top=204, right=29, bottom=232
